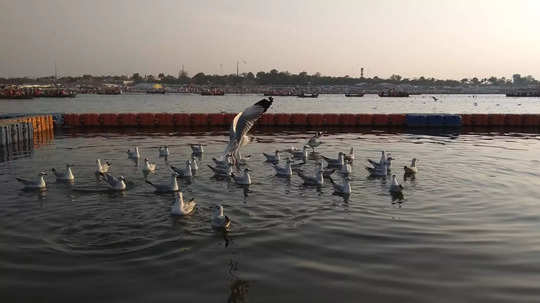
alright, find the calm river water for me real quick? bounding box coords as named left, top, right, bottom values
left=1, top=129, right=540, bottom=302
left=2, top=93, right=540, bottom=114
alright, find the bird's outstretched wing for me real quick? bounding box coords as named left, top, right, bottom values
left=224, top=98, right=273, bottom=163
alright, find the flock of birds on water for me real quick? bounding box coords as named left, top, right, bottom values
left=15, top=97, right=418, bottom=231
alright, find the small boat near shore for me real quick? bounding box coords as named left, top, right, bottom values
left=297, top=93, right=319, bottom=98
left=378, top=90, right=409, bottom=97
left=345, top=93, right=364, bottom=97
left=200, top=88, right=225, bottom=96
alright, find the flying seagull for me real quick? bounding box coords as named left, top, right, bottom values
left=223, top=97, right=273, bottom=166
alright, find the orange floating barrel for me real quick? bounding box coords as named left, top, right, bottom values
left=258, top=113, right=276, bottom=126
left=373, top=114, right=389, bottom=126
left=137, top=113, right=155, bottom=127
left=100, top=113, right=118, bottom=127
left=190, top=113, right=208, bottom=127
left=356, top=114, right=373, bottom=126
left=307, top=114, right=324, bottom=127
left=291, top=113, right=308, bottom=126
left=275, top=114, right=291, bottom=126
left=80, top=113, right=100, bottom=127
left=208, top=113, right=225, bottom=127
left=155, top=113, right=174, bottom=127
left=505, top=114, right=522, bottom=127
left=522, top=114, right=540, bottom=127
left=118, top=113, right=138, bottom=127
left=173, top=113, right=191, bottom=127
left=387, top=114, right=406, bottom=126
left=488, top=114, right=505, bottom=126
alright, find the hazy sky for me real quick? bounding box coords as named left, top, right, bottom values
left=1, top=0, right=540, bottom=79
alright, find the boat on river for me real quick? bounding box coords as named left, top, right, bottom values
left=297, top=93, right=319, bottom=98
left=345, top=93, right=364, bottom=97
left=378, top=90, right=409, bottom=97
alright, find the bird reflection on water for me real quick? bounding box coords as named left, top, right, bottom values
left=227, top=260, right=250, bottom=303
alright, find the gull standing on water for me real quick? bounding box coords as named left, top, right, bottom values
left=51, top=164, right=75, bottom=181
left=16, top=172, right=47, bottom=190
left=222, top=97, right=273, bottom=167
left=170, top=192, right=196, bottom=216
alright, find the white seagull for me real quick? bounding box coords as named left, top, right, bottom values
left=211, top=204, right=231, bottom=230
left=322, top=152, right=345, bottom=167
left=273, top=158, right=293, bottom=177
left=389, top=175, right=403, bottom=193
left=142, top=158, right=157, bottom=174
left=263, top=150, right=280, bottom=164
left=100, top=173, right=127, bottom=191
left=212, top=154, right=232, bottom=168
left=329, top=175, right=351, bottom=196
left=368, top=151, right=393, bottom=170
left=231, top=168, right=252, bottom=185
left=127, top=147, right=140, bottom=159
left=365, top=160, right=387, bottom=177
left=96, top=159, right=111, bottom=174
left=145, top=173, right=179, bottom=192
left=190, top=157, right=199, bottom=174
left=170, top=192, right=196, bottom=216
left=16, top=172, right=47, bottom=190
left=222, top=97, right=273, bottom=167
left=170, top=160, right=193, bottom=178
left=51, top=164, right=75, bottom=181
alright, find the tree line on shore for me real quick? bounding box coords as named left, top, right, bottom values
left=1, top=70, right=538, bottom=87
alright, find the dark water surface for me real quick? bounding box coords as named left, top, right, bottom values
left=2, top=93, right=540, bottom=114
left=1, top=129, right=540, bottom=302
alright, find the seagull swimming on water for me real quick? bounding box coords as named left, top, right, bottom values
left=273, top=158, right=293, bottom=177
left=297, top=161, right=324, bottom=186
left=231, top=168, right=252, bottom=185
left=127, top=147, right=140, bottom=159
left=16, top=172, right=47, bottom=190
left=389, top=175, right=403, bottom=193
left=100, top=173, right=127, bottom=191
left=142, top=158, right=156, bottom=174
left=145, top=173, right=180, bottom=192
left=170, top=160, right=193, bottom=178
left=404, top=158, right=418, bottom=175
left=52, top=164, right=75, bottom=181
left=170, top=192, right=196, bottom=216
left=329, top=175, right=351, bottom=196
left=212, top=204, right=231, bottom=230
left=307, top=131, right=323, bottom=152
left=263, top=150, right=280, bottom=164
left=222, top=97, right=273, bottom=167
